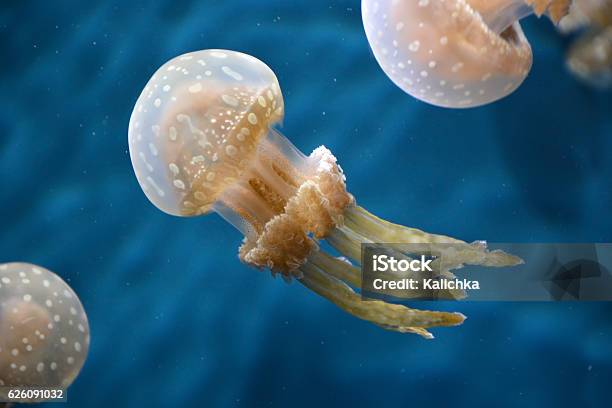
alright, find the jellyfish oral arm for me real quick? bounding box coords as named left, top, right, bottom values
left=469, top=0, right=573, bottom=32
left=217, top=128, right=521, bottom=339
left=469, top=0, right=537, bottom=33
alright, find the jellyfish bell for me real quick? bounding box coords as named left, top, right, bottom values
left=0, top=298, right=52, bottom=362
left=559, top=0, right=612, bottom=32
left=566, top=26, right=612, bottom=89
left=362, top=0, right=572, bottom=108
left=557, top=0, right=612, bottom=89
left=0, top=263, right=90, bottom=393
left=129, top=49, right=522, bottom=338
left=128, top=49, right=284, bottom=217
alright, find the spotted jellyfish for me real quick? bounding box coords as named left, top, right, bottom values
left=362, top=0, right=573, bottom=108
left=559, top=0, right=612, bottom=89
left=128, top=49, right=522, bottom=339
left=0, top=263, right=90, bottom=392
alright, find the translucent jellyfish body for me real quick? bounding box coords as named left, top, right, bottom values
left=129, top=49, right=284, bottom=217
left=362, top=0, right=571, bottom=108
left=559, top=0, right=612, bottom=32
left=567, top=26, right=612, bottom=88
left=0, top=263, right=90, bottom=391
left=560, top=0, right=612, bottom=89
left=129, top=49, right=521, bottom=338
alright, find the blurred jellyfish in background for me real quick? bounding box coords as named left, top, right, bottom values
left=559, top=0, right=612, bottom=88
left=0, top=263, right=90, bottom=400
left=361, top=0, right=573, bottom=108
left=128, top=49, right=522, bottom=339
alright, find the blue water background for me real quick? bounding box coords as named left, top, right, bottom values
left=1, top=1, right=611, bottom=406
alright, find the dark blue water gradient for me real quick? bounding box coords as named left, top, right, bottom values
left=1, top=1, right=611, bottom=407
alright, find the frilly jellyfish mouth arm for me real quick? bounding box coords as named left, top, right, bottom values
left=474, top=0, right=573, bottom=31
left=128, top=49, right=523, bottom=339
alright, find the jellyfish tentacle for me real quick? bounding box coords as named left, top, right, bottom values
left=309, top=250, right=466, bottom=301
left=376, top=324, right=436, bottom=339
left=308, top=250, right=361, bottom=288
left=342, top=205, right=523, bottom=269
left=298, top=262, right=465, bottom=338
left=230, top=141, right=517, bottom=328
left=326, top=225, right=369, bottom=262
left=344, top=205, right=464, bottom=244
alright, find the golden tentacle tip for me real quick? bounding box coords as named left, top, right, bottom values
left=385, top=312, right=466, bottom=339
